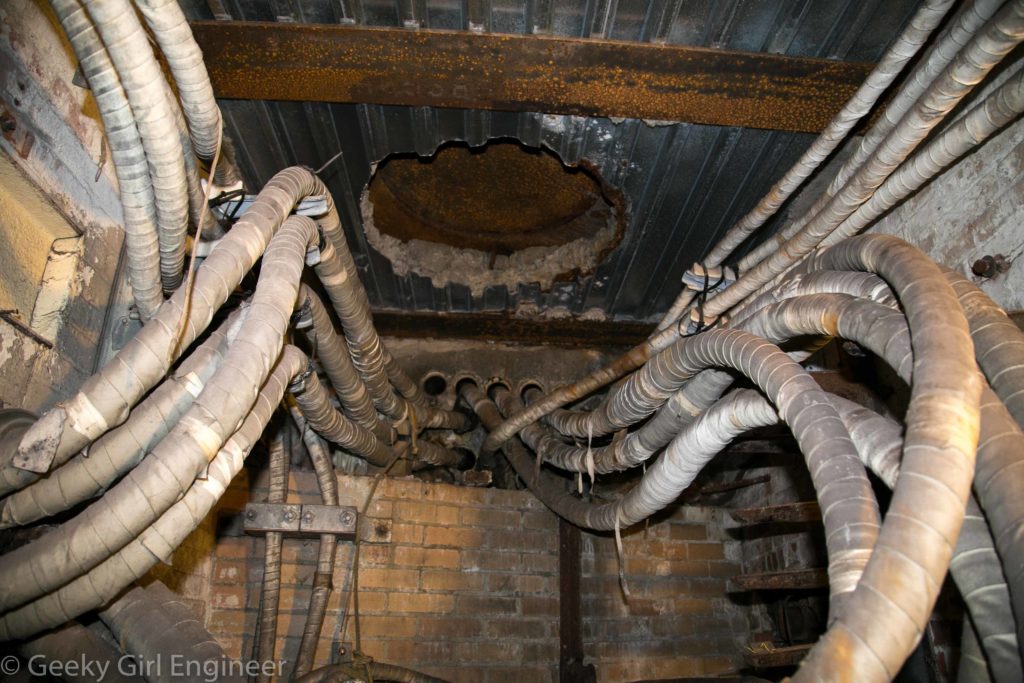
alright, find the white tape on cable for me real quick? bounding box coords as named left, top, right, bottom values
left=181, top=371, right=205, bottom=398
left=66, top=392, right=110, bottom=441
left=179, top=415, right=224, bottom=458
left=318, top=268, right=348, bottom=286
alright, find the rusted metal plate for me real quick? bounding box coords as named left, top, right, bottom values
left=243, top=503, right=301, bottom=534
left=373, top=310, right=652, bottom=349
left=190, top=21, right=872, bottom=133
left=729, top=567, right=829, bottom=592
left=243, top=503, right=357, bottom=539
left=697, top=474, right=771, bottom=496
left=730, top=501, right=821, bottom=525
left=559, top=518, right=596, bottom=683
left=745, top=643, right=813, bottom=668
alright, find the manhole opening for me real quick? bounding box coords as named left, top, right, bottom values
left=366, top=139, right=623, bottom=256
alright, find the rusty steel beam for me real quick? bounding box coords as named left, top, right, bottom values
left=372, top=309, right=653, bottom=349
left=730, top=501, right=822, bottom=525
left=190, top=21, right=873, bottom=133
left=746, top=643, right=813, bottom=668
left=558, top=519, right=596, bottom=683
left=697, top=474, right=771, bottom=496
left=729, top=567, right=829, bottom=592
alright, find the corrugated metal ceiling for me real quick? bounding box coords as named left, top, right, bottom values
left=180, top=0, right=922, bottom=321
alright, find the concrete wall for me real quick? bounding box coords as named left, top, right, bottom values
left=0, top=154, right=75, bottom=315
left=867, top=113, right=1024, bottom=312
left=0, top=0, right=132, bottom=413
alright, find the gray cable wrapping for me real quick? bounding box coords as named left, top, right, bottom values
left=961, top=617, right=993, bottom=683
left=483, top=326, right=881, bottom=610
left=132, top=0, right=242, bottom=185
left=543, top=269, right=897, bottom=457
left=132, top=0, right=220, bottom=160
left=296, top=285, right=390, bottom=442
left=0, top=306, right=245, bottom=528
left=312, top=219, right=468, bottom=432
left=8, top=166, right=330, bottom=487
left=707, top=0, right=1024, bottom=318
left=520, top=235, right=985, bottom=679
left=49, top=0, right=163, bottom=318
left=411, top=440, right=466, bottom=469
left=100, top=581, right=242, bottom=683
left=81, top=0, right=189, bottom=293
left=739, top=292, right=1022, bottom=680
left=740, top=0, right=1008, bottom=272
left=254, top=429, right=286, bottom=683
left=532, top=270, right=901, bottom=479
left=290, top=409, right=339, bottom=679
left=20, top=621, right=144, bottom=683
left=656, top=0, right=956, bottom=331
left=825, top=396, right=1018, bottom=683
left=945, top=271, right=1024, bottom=429
left=290, top=363, right=393, bottom=467
left=0, top=346, right=305, bottom=640
left=736, top=235, right=982, bottom=681
left=819, top=65, right=1024, bottom=251
left=0, top=216, right=319, bottom=615
left=160, top=72, right=222, bottom=240
left=479, top=325, right=681, bottom=454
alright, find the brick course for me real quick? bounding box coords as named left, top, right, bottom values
left=580, top=507, right=745, bottom=678
left=181, top=468, right=745, bottom=682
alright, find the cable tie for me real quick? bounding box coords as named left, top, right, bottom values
left=585, top=421, right=596, bottom=495
left=408, top=407, right=419, bottom=456
left=614, top=506, right=631, bottom=600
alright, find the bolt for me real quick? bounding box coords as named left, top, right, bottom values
left=340, top=510, right=356, bottom=527
left=972, top=254, right=1011, bottom=279
left=302, top=511, right=314, bottom=524
left=283, top=509, right=297, bottom=523
left=245, top=509, right=256, bottom=520
left=841, top=341, right=866, bottom=358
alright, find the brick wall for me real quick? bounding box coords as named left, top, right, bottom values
left=728, top=457, right=826, bottom=643
left=206, top=470, right=561, bottom=682
left=581, top=506, right=745, bottom=680
left=145, top=508, right=218, bottom=628
left=183, top=467, right=747, bottom=682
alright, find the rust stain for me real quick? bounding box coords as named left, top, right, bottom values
left=189, top=22, right=872, bottom=133
left=368, top=141, right=622, bottom=255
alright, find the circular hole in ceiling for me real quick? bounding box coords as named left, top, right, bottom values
left=360, top=139, right=625, bottom=296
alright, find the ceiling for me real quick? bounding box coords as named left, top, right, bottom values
left=179, top=0, right=923, bottom=322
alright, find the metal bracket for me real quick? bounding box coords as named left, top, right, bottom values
left=211, top=192, right=329, bottom=221
left=243, top=503, right=358, bottom=540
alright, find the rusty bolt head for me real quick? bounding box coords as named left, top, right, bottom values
left=972, top=254, right=1011, bottom=279
left=245, top=509, right=256, bottom=520
left=972, top=256, right=997, bottom=278
left=302, top=510, right=314, bottom=524
left=340, top=510, right=356, bottom=527
left=283, top=509, right=297, bottom=523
